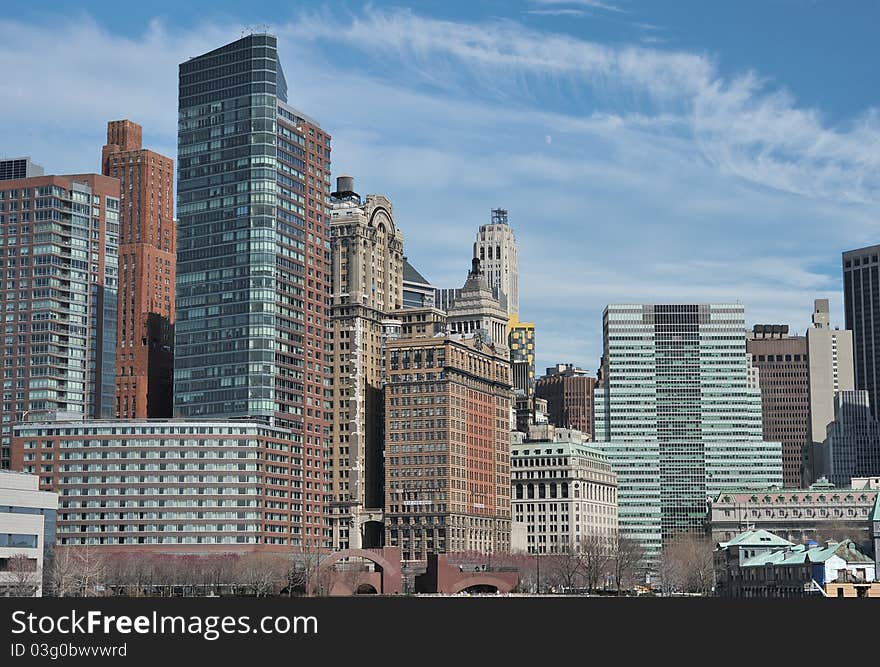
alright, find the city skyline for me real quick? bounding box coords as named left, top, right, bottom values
left=2, top=1, right=879, bottom=377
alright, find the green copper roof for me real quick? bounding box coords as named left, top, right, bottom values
left=718, top=529, right=794, bottom=549
left=871, top=493, right=880, bottom=521
left=740, top=539, right=874, bottom=568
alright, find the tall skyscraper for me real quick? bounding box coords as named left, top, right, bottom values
left=806, top=298, right=855, bottom=483
left=327, top=175, right=404, bottom=549
left=0, top=159, right=119, bottom=469
left=473, top=208, right=518, bottom=316
left=102, top=119, right=175, bottom=419
left=535, top=364, right=597, bottom=439
left=843, top=246, right=880, bottom=418
left=746, top=324, right=809, bottom=488
left=175, top=34, right=331, bottom=547
left=594, top=304, right=782, bottom=563
left=383, top=322, right=512, bottom=560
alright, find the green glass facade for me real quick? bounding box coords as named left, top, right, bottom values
left=175, top=35, right=332, bottom=546
left=594, top=304, right=782, bottom=563
left=176, top=34, right=282, bottom=419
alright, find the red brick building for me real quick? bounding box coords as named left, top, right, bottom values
left=535, top=364, right=597, bottom=439
left=101, top=120, right=175, bottom=419
left=12, top=419, right=305, bottom=548
left=384, top=331, right=512, bottom=560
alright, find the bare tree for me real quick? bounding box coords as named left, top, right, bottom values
left=579, top=535, right=613, bottom=592
left=236, top=553, right=286, bottom=597
left=547, top=548, right=585, bottom=592
left=660, top=533, right=714, bottom=596
left=612, top=536, right=647, bottom=594
left=4, top=554, right=40, bottom=597
left=288, top=542, right=328, bottom=596
left=47, top=548, right=79, bottom=597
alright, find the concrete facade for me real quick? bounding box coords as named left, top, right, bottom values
left=0, top=471, right=57, bottom=596
left=806, top=298, right=855, bottom=483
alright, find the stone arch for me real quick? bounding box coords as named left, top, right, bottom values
left=319, top=548, right=403, bottom=595
left=449, top=576, right=515, bottom=595
left=320, top=548, right=398, bottom=575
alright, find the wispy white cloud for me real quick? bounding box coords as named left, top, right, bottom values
left=0, top=9, right=875, bottom=372
left=532, top=0, right=626, bottom=13
left=280, top=8, right=880, bottom=206
left=526, top=9, right=588, bottom=18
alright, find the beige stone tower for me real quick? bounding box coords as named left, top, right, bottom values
left=328, top=176, right=404, bottom=549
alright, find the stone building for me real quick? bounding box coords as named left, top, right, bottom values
left=510, top=425, right=617, bottom=554
left=327, top=175, right=404, bottom=549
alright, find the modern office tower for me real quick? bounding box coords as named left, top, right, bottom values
left=818, top=391, right=880, bottom=488
left=508, top=314, right=535, bottom=395
left=535, top=364, right=598, bottom=439
left=175, top=34, right=331, bottom=547
left=473, top=208, right=518, bottom=316
left=746, top=324, right=809, bottom=487
left=12, top=420, right=300, bottom=548
left=101, top=120, right=175, bottom=419
left=0, top=160, right=119, bottom=469
left=806, top=298, right=855, bottom=483
left=0, top=471, right=57, bottom=597
left=593, top=304, right=782, bottom=564
left=843, top=246, right=880, bottom=418
left=446, top=258, right=509, bottom=352
left=402, top=259, right=435, bottom=309
left=384, top=329, right=512, bottom=560
left=327, top=175, right=404, bottom=549
left=510, top=425, right=617, bottom=554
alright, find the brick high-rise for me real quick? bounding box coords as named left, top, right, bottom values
left=0, top=159, right=119, bottom=468
left=384, top=323, right=512, bottom=560
left=746, top=324, right=809, bottom=487
left=102, top=120, right=175, bottom=419
left=175, top=34, right=332, bottom=547
left=535, top=364, right=597, bottom=439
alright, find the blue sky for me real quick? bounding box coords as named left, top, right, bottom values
left=2, top=1, right=879, bottom=374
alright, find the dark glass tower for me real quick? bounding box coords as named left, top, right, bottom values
left=176, top=35, right=332, bottom=546
left=843, top=246, right=880, bottom=418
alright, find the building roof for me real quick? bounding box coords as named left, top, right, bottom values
left=718, top=529, right=794, bottom=549
left=872, top=494, right=880, bottom=522
left=740, top=539, right=874, bottom=568
left=403, top=258, right=431, bottom=286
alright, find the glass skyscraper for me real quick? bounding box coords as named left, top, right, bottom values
left=176, top=34, right=332, bottom=547
left=594, top=304, right=782, bottom=563
left=843, top=245, right=880, bottom=419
